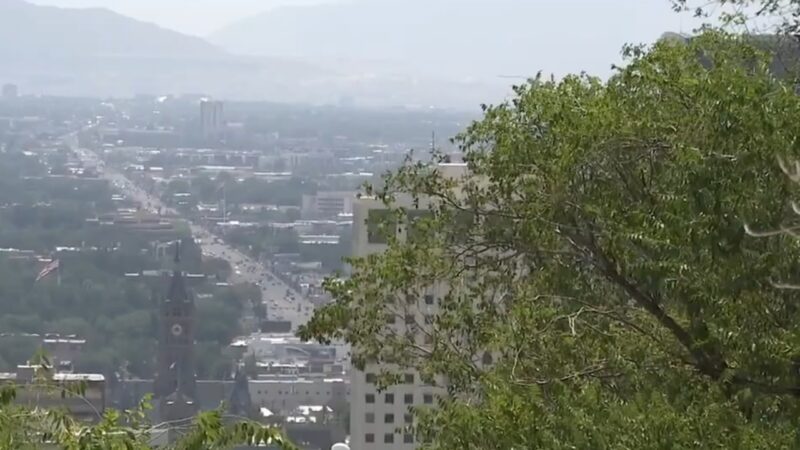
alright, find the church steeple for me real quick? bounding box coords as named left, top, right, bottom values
left=174, top=239, right=181, bottom=265
left=166, top=240, right=190, bottom=303
left=154, top=239, right=197, bottom=403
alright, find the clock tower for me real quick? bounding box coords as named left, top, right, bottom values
left=154, top=241, right=197, bottom=401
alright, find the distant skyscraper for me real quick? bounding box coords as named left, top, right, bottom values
left=200, top=100, right=224, bottom=140
left=2, top=83, right=19, bottom=99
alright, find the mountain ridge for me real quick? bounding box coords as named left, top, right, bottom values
left=0, top=0, right=227, bottom=59
left=0, top=0, right=338, bottom=104
left=0, top=0, right=511, bottom=109
left=209, top=0, right=686, bottom=85
left=209, top=0, right=558, bottom=80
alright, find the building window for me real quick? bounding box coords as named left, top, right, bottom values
left=384, top=433, right=394, bottom=444
left=366, top=412, right=375, bottom=424
left=404, top=413, right=413, bottom=424
left=385, top=393, right=395, bottom=404
left=404, top=433, right=415, bottom=444
left=404, top=393, right=414, bottom=404
left=366, top=393, right=375, bottom=404
left=365, top=433, right=375, bottom=443
left=407, top=210, right=434, bottom=241
left=385, top=413, right=395, bottom=424
left=424, top=315, right=434, bottom=325
left=455, top=211, right=476, bottom=232
left=423, top=393, right=434, bottom=404
left=367, top=209, right=394, bottom=244
left=405, top=314, right=415, bottom=325
left=404, top=373, right=414, bottom=384
left=365, top=373, right=376, bottom=384
left=385, top=314, right=396, bottom=325
left=424, top=294, right=435, bottom=305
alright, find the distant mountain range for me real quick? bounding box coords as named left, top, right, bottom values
left=0, top=0, right=514, bottom=109
left=209, top=0, right=544, bottom=80
left=0, top=0, right=224, bottom=60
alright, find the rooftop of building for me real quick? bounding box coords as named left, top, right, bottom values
left=0, top=369, right=104, bottom=383
left=43, top=338, right=86, bottom=344
left=249, top=377, right=347, bottom=385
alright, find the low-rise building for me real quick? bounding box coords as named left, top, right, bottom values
left=249, top=377, right=349, bottom=415
left=0, top=364, right=105, bottom=422
left=302, top=192, right=357, bottom=219
left=42, top=336, right=85, bottom=366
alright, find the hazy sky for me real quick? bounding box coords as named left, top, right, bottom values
left=28, top=0, right=704, bottom=37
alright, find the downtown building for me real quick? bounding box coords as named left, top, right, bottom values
left=348, top=162, right=468, bottom=450
left=0, top=364, right=105, bottom=423
left=200, top=99, right=225, bottom=141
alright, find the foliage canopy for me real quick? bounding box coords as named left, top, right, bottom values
left=0, top=384, right=295, bottom=450
left=301, top=31, right=800, bottom=448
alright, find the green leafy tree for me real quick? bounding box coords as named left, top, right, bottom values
left=672, top=0, right=800, bottom=32
left=0, top=387, right=296, bottom=449
left=301, top=31, right=800, bottom=448
left=0, top=353, right=296, bottom=449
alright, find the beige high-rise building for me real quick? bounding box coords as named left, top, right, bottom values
left=349, top=163, right=467, bottom=450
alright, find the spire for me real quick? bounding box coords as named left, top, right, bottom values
left=166, top=240, right=190, bottom=303
left=173, top=240, right=181, bottom=267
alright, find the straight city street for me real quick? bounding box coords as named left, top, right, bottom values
left=69, top=134, right=313, bottom=329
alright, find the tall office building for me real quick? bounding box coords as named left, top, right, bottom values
left=349, top=163, right=467, bottom=450
left=200, top=99, right=224, bottom=140
left=2, top=83, right=19, bottom=99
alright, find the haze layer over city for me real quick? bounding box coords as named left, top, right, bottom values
left=2, top=1, right=800, bottom=449
left=5, top=0, right=701, bottom=109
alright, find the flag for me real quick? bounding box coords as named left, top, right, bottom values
left=35, top=259, right=59, bottom=282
